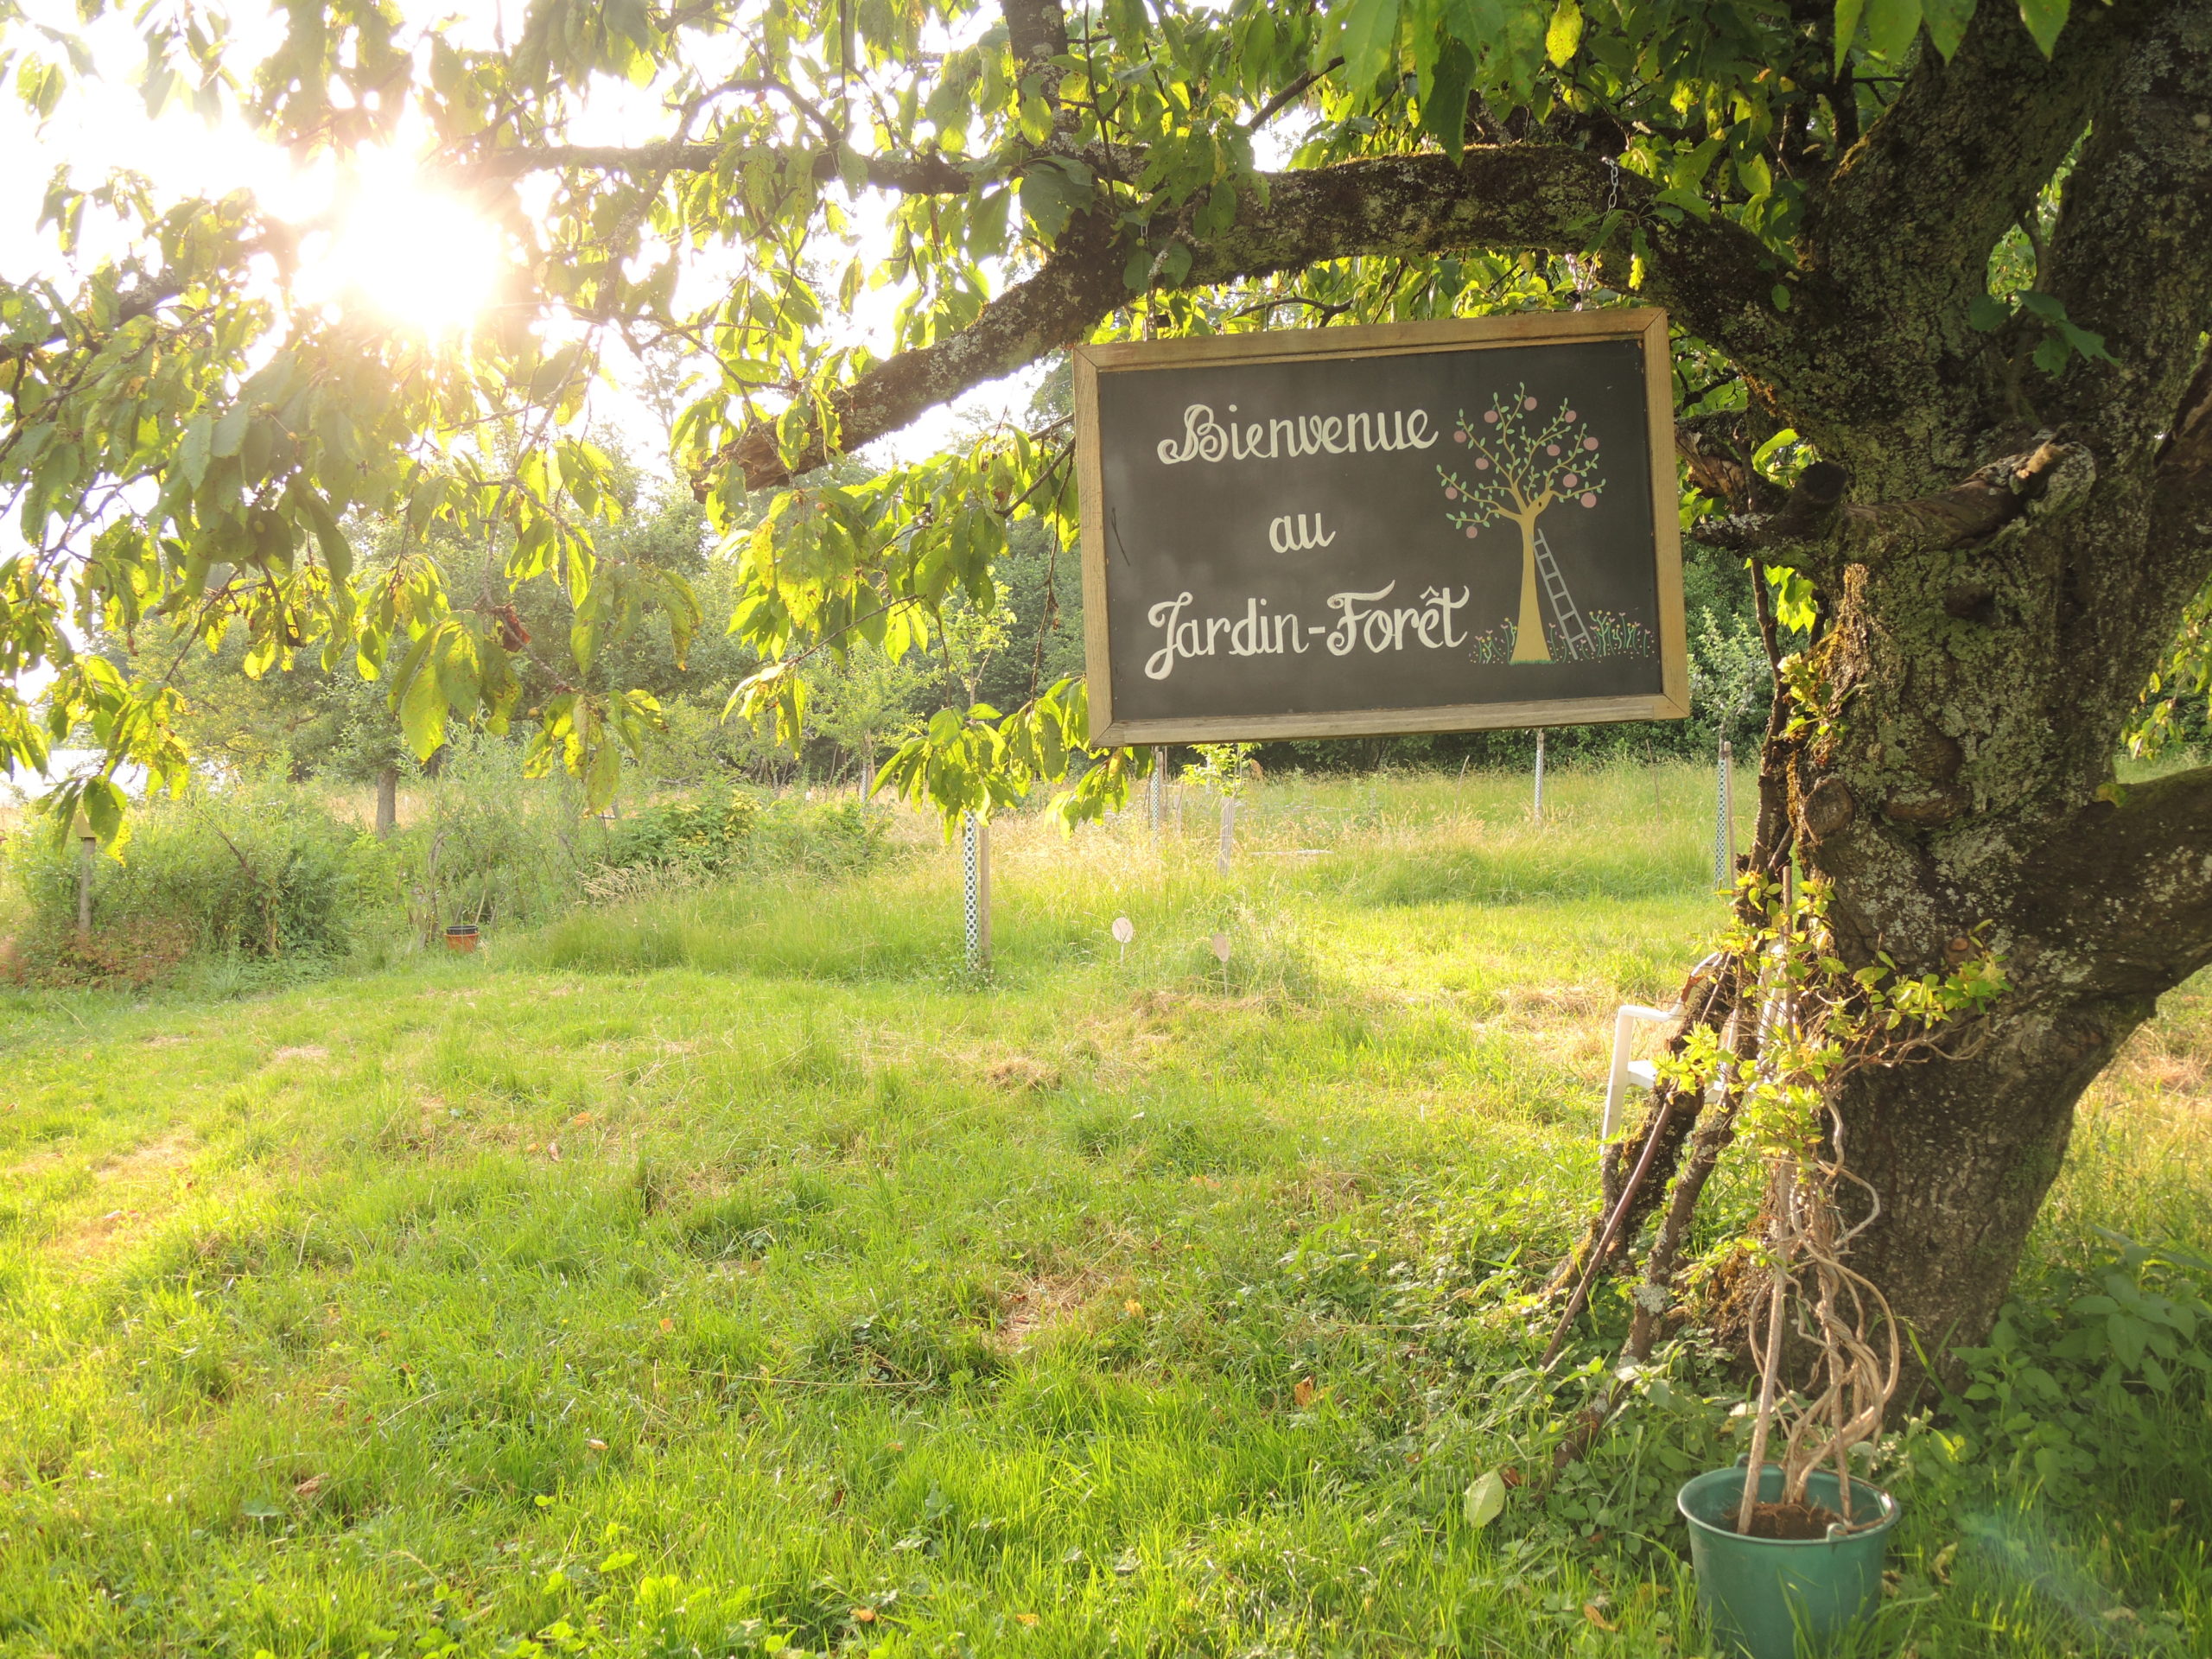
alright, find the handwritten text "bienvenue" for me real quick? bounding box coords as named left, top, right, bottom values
left=1145, top=583, right=1469, bottom=680
left=1155, top=404, right=1440, bottom=465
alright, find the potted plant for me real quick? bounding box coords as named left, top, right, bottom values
left=1675, top=1128, right=1902, bottom=1659
left=1662, top=874, right=2002, bottom=1658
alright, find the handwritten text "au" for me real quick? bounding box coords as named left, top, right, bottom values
left=1268, top=513, right=1336, bottom=553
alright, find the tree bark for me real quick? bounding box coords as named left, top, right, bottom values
left=1829, top=1001, right=2137, bottom=1385
left=375, top=766, right=398, bottom=840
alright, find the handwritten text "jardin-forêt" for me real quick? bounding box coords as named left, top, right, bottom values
left=1145, top=583, right=1470, bottom=680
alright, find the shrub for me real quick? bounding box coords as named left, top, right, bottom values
left=384, top=734, right=594, bottom=936
left=3, top=782, right=380, bottom=984
left=600, top=785, right=760, bottom=874
left=588, top=791, right=891, bottom=893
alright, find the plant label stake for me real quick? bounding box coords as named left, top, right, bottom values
left=962, top=812, right=992, bottom=975
left=1112, top=915, right=1134, bottom=963
left=1211, top=931, right=1231, bottom=995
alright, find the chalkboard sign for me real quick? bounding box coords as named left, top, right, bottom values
left=1073, top=311, right=1688, bottom=744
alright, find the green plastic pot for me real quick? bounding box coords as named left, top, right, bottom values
left=1677, top=1463, right=1898, bottom=1659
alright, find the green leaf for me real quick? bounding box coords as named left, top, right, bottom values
left=1764, top=567, right=1818, bottom=633
left=1464, top=1470, right=1507, bottom=1529
left=2018, top=0, right=2070, bottom=56
left=400, top=653, right=448, bottom=761
left=1421, top=39, right=1474, bottom=162
left=1018, top=162, right=1087, bottom=243
left=1832, top=0, right=1868, bottom=72
left=1921, top=0, right=1975, bottom=56
left=1861, top=0, right=1923, bottom=61
left=1544, top=0, right=1583, bottom=68
left=586, top=725, right=623, bottom=809
left=212, top=401, right=249, bottom=458
left=297, top=487, right=353, bottom=582
left=1969, top=294, right=2011, bottom=332
left=2107, top=1313, right=2150, bottom=1369
left=80, top=776, right=125, bottom=849
left=1337, top=0, right=1402, bottom=90
left=178, top=413, right=213, bottom=490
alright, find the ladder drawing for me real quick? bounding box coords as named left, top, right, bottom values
left=1532, top=525, right=1593, bottom=660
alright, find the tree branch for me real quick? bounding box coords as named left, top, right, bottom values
left=1002, top=0, right=1070, bottom=68
left=2027, top=766, right=2212, bottom=996
left=707, top=207, right=1132, bottom=493
left=1697, top=442, right=2088, bottom=575
left=452, top=139, right=976, bottom=196
left=2043, top=0, right=2212, bottom=464
left=1695, top=461, right=1848, bottom=561
left=1785, top=0, right=2166, bottom=488
left=1812, top=0, right=2158, bottom=302
left=706, top=146, right=1796, bottom=491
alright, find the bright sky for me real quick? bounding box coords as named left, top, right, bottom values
left=0, top=0, right=1030, bottom=475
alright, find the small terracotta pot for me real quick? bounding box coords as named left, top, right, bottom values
left=443, top=924, right=480, bottom=953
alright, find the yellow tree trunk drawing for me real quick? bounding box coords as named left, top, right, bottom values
left=1510, top=508, right=1551, bottom=664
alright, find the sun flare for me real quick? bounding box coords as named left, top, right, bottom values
left=297, top=153, right=505, bottom=339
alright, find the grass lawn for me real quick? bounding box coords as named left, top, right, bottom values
left=0, top=766, right=2206, bottom=1657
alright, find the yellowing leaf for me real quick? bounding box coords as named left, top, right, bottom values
left=1545, top=0, right=1583, bottom=67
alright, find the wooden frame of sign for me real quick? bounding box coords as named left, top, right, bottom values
left=1072, top=308, right=1688, bottom=746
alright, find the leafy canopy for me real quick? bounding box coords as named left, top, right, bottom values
left=0, top=0, right=2117, bottom=838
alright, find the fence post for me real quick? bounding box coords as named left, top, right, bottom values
left=1217, top=795, right=1236, bottom=874
left=1533, top=728, right=1547, bottom=821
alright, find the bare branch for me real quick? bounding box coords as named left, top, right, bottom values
left=707, top=146, right=1795, bottom=491
left=1244, top=55, right=1342, bottom=134
left=1700, top=443, right=2096, bottom=582
left=451, top=139, right=976, bottom=196
left=2028, top=765, right=2212, bottom=995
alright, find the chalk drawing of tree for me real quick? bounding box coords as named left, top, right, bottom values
left=1434, top=385, right=1607, bottom=664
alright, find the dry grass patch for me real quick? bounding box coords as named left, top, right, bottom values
left=992, top=1268, right=1113, bottom=1352
left=45, top=1128, right=199, bottom=1260
left=984, top=1054, right=1062, bottom=1093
